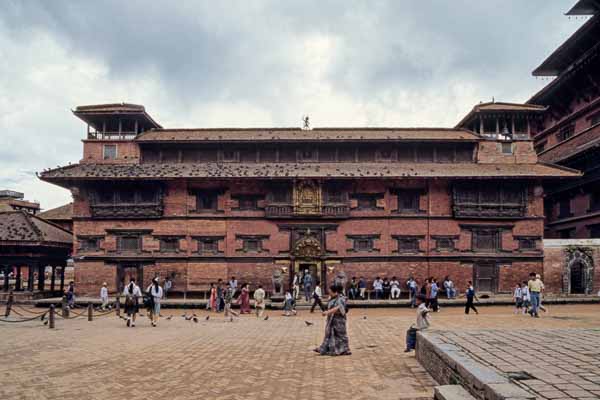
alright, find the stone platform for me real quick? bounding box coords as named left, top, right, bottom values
left=418, top=328, right=600, bottom=400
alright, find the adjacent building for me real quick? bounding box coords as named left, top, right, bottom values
left=39, top=102, right=578, bottom=296
left=530, top=1, right=600, bottom=239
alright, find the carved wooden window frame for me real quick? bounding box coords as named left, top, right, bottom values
left=392, top=189, right=425, bottom=214
left=432, top=235, right=458, bottom=252
left=236, top=235, right=269, bottom=253
left=351, top=193, right=384, bottom=210
left=392, top=235, right=423, bottom=253
left=78, top=236, right=102, bottom=252
left=194, top=236, right=224, bottom=255
left=347, top=234, right=380, bottom=253
left=515, top=236, right=540, bottom=252
left=158, top=237, right=181, bottom=253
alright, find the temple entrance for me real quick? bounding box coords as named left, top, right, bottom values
left=293, top=260, right=324, bottom=292
left=570, top=262, right=585, bottom=294
left=474, top=262, right=497, bottom=293
left=117, top=263, right=143, bottom=293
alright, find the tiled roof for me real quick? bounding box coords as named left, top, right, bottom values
left=135, top=128, right=480, bottom=143
left=74, top=103, right=146, bottom=113
left=566, top=0, right=599, bottom=15
left=39, top=203, right=73, bottom=221
left=39, top=162, right=580, bottom=181
left=538, top=124, right=600, bottom=163
left=456, top=102, right=547, bottom=128
left=73, top=103, right=162, bottom=129
left=0, top=211, right=72, bottom=245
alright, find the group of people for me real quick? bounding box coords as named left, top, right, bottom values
left=513, top=273, right=546, bottom=318
left=207, top=277, right=267, bottom=318
left=343, top=276, right=458, bottom=303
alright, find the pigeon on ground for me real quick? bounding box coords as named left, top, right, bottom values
left=166, top=315, right=172, bottom=320
left=193, top=313, right=197, bottom=317
left=305, top=321, right=313, bottom=326
left=181, top=313, right=186, bottom=318
left=230, top=316, right=234, bottom=322
left=264, top=315, right=269, bottom=321
left=40, top=314, right=45, bottom=321
left=139, top=313, right=145, bottom=317
left=185, top=315, right=193, bottom=321
left=363, top=316, right=367, bottom=320
left=205, top=315, right=210, bottom=321
left=193, top=317, right=199, bottom=323
left=43, top=320, right=48, bottom=325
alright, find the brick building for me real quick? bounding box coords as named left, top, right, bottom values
left=529, top=1, right=600, bottom=239
left=39, top=102, right=578, bottom=296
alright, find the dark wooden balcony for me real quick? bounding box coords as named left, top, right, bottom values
left=265, top=204, right=350, bottom=218
left=90, top=203, right=164, bottom=219
left=453, top=204, right=526, bottom=219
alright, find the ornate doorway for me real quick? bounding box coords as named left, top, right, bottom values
left=570, top=262, right=585, bottom=294
left=116, top=263, right=143, bottom=293
left=565, top=247, right=594, bottom=294
left=474, top=262, right=498, bottom=293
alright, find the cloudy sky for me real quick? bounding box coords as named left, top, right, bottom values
left=0, top=1, right=587, bottom=210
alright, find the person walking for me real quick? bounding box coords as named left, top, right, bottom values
left=315, top=284, right=351, bottom=356
left=253, top=284, right=266, bottom=318
left=208, top=283, right=217, bottom=311
left=310, top=280, right=325, bottom=313
left=521, top=281, right=530, bottom=314
left=100, top=282, right=109, bottom=310
left=147, top=278, right=163, bottom=327
left=123, top=278, right=142, bottom=327
left=358, top=276, right=367, bottom=300
left=407, top=277, right=417, bottom=307
left=303, top=270, right=313, bottom=302
left=348, top=277, right=358, bottom=300
left=283, top=290, right=297, bottom=316
left=464, top=281, right=479, bottom=315
left=239, top=283, right=251, bottom=314
left=536, top=274, right=548, bottom=313
left=65, top=281, right=75, bottom=309
left=216, top=280, right=224, bottom=313
left=293, top=272, right=301, bottom=300
left=528, top=273, right=543, bottom=318
left=513, top=283, right=523, bottom=314
left=163, top=277, right=172, bottom=300
left=405, top=294, right=430, bottom=352
left=430, top=278, right=439, bottom=312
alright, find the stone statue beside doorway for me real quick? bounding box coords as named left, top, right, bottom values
left=272, top=268, right=284, bottom=296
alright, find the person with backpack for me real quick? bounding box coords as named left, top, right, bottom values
left=310, top=280, right=325, bottom=313
left=147, top=277, right=163, bottom=327
left=123, top=277, right=142, bottom=327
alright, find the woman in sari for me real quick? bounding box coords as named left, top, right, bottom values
left=239, top=283, right=251, bottom=314
left=209, top=283, right=217, bottom=311
left=315, top=284, right=351, bottom=356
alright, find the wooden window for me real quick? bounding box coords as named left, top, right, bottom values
left=397, top=145, right=415, bottom=162
left=558, top=197, right=571, bottom=218
left=454, top=144, right=473, bottom=162
left=139, top=189, right=156, bottom=203
left=324, top=184, right=346, bottom=204
left=357, top=146, right=375, bottom=162
left=338, top=146, right=356, bottom=162
left=279, top=147, right=296, bottom=162
left=319, top=145, right=337, bottom=162
left=517, top=237, right=538, bottom=251
left=514, top=118, right=527, bottom=133
left=221, top=149, right=238, bottom=162
left=118, top=190, right=136, bottom=204
left=557, top=124, right=575, bottom=142
left=235, top=195, right=260, bottom=210
left=270, top=186, right=291, bottom=203
left=378, top=148, right=393, bottom=161
left=396, top=237, right=420, bottom=253
left=352, top=194, right=381, bottom=210
left=118, top=236, right=141, bottom=252
left=453, top=182, right=525, bottom=218
left=559, top=228, right=575, bottom=239
left=239, top=148, right=257, bottom=163
left=159, top=238, right=179, bottom=253
left=143, top=149, right=160, bottom=163
left=103, top=144, right=117, bottom=160
left=396, top=190, right=421, bottom=213
left=534, top=141, right=546, bottom=154
left=299, top=148, right=317, bottom=162
left=416, top=145, right=434, bottom=162
left=162, top=149, right=179, bottom=162
left=197, top=238, right=220, bottom=254
left=501, top=142, right=513, bottom=155
left=472, top=229, right=500, bottom=252
left=79, top=237, right=100, bottom=251
left=198, top=148, right=218, bottom=162
left=435, top=145, right=453, bottom=163
left=195, top=191, right=219, bottom=211
left=259, top=147, right=277, bottom=162
left=97, top=190, right=114, bottom=204
left=435, top=237, right=455, bottom=251
left=347, top=235, right=379, bottom=252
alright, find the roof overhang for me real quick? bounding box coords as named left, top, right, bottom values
left=566, top=0, right=600, bottom=16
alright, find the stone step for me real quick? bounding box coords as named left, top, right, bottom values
left=434, top=385, right=477, bottom=400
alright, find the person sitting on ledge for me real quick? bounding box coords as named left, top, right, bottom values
left=405, top=294, right=430, bottom=352
left=373, top=276, right=383, bottom=300
left=390, top=276, right=401, bottom=300
left=382, top=277, right=391, bottom=299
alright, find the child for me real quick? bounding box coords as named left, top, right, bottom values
left=521, top=281, right=530, bottom=315
left=283, top=291, right=297, bottom=316
left=405, top=294, right=430, bottom=352
left=464, top=281, right=478, bottom=315
left=100, top=282, right=109, bottom=311
left=513, top=283, right=523, bottom=314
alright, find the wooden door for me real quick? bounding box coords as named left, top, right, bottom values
left=474, top=262, right=497, bottom=293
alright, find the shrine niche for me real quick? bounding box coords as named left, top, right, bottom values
left=294, top=180, right=321, bottom=215
left=564, top=246, right=594, bottom=295
left=293, top=229, right=323, bottom=258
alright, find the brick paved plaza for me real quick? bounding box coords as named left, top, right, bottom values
left=1, top=304, right=600, bottom=400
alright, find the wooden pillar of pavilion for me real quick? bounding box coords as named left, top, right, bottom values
left=27, top=264, right=34, bottom=291
left=50, top=267, right=56, bottom=292
left=15, top=266, right=21, bottom=291
left=60, top=266, right=65, bottom=292
left=2, top=266, right=9, bottom=291
left=37, top=264, right=45, bottom=291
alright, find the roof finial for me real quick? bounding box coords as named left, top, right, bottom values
left=302, top=115, right=310, bottom=130
left=492, top=96, right=495, bottom=103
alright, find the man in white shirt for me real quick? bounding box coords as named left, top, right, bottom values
left=229, top=276, right=238, bottom=294
left=100, top=282, right=109, bottom=310
left=373, top=277, right=384, bottom=299
left=310, top=281, right=325, bottom=313
left=390, top=277, right=401, bottom=299
left=253, top=284, right=266, bottom=318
